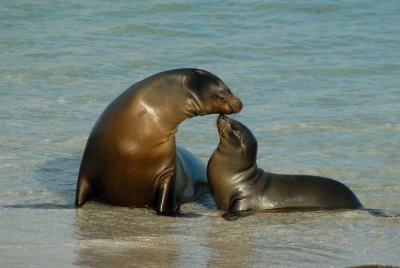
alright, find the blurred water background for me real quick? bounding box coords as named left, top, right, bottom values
left=1, top=0, right=399, bottom=267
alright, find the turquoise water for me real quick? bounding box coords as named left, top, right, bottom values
left=1, top=0, right=399, bottom=267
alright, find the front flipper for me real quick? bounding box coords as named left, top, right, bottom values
left=75, top=175, right=92, bottom=208
left=156, top=168, right=180, bottom=216
left=222, top=196, right=253, bottom=221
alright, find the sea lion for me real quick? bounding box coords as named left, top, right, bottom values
left=207, top=115, right=363, bottom=217
left=75, top=68, right=242, bottom=215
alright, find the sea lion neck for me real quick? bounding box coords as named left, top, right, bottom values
left=134, top=79, right=191, bottom=133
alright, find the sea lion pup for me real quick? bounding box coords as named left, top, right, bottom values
left=207, top=115, right=363, bottom=218
left=75, top=68, right=242, bottom=215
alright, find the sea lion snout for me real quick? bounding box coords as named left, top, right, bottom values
left=213, top=90, right=242, bottom=115
left=225, top=94, right=243, bottom=113
left=217, top=114, right=240, bottom=137
left=217, top=115, right=228, bottom=137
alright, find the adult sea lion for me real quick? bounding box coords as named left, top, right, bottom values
left=207, top=115, right=363, bottom=217
left=75, top=68, right=242, bottom=215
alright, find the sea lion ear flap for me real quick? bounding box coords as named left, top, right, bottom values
left=192, top=69, right=203, bottom=75
left=184, top=69, right=208, bottom=93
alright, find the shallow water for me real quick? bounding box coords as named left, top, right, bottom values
left=1, top=0, right=399, bottom=267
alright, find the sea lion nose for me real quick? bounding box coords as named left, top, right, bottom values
left=226, top=93, right=242, bottom=114
left=218, top=114, right=227, bottom=122
left=235, top=97, right=243, bottom=112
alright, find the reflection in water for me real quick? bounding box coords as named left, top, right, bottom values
left=73, top=197, right=258, bottom=267
left=173, top=204, right=254, bottom=267
left=207, top=216, right=253, bottom=267
left=73, top=197, right=400, bottom=267
left=74, top=203, right=179, bottom=267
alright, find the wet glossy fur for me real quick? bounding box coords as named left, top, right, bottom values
left=75, top=69, right=242, bottom=215
left=207, top=115, right=363, bottom=214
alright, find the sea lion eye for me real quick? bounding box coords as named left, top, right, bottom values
left=224, top=87, right=233, bottom=95
left=232, top=125, right=240, bottom=137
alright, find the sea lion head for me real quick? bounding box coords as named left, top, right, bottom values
left=216, top=115, right=257, bottom=164
left=182, top=69, right=242, bottom=116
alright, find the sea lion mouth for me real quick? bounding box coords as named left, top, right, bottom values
left=217, top=115, right=227, bottom=137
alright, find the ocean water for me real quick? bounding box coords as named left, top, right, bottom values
left=1, top=0, right=399, bottom=267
